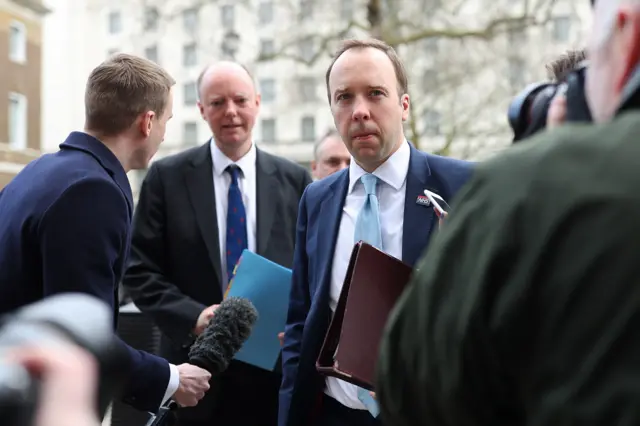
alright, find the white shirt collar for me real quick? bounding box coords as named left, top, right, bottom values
left=210, top=139, right=257, bottom=178
left=348, top=140, right=411, bottom=193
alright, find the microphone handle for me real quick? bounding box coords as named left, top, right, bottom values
left=144, top=354, right=218, bottom=426
left=145, top=400, right=178, bottom=426
left=144, top=344, right=228, bottom=426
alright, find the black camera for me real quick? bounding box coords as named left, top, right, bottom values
left=508, top=61, right=592, bottom=142
left=0, top=293, right=128, bottom=426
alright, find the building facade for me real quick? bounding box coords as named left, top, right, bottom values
left=0, top=0, right=48, bottom=188
left=42, top=0, right=591, bottom=198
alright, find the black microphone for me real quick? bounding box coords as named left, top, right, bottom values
left=188, top=296, right=258, bottom=374
left=146, top=297, right=258, bottom=426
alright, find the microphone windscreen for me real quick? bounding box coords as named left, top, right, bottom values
left=188, top=297, right=258, bottom=375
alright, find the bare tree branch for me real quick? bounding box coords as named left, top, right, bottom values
left=257, top=19, right=367, bottom=64
left=258, top=0, right=561, bottom=68
left=110, top=0, right=574, bottom=159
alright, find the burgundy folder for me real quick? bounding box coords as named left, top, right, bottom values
left=316, top=241, right=413, bottom=391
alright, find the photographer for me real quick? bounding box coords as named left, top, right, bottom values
left=508, top=50, right=590, bottom=141
left=5, top=344, right=101, bottom=426
left=377, top=0, right=640, bottom=424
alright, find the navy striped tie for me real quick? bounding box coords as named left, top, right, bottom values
left=225, top=165, right=247, bottom=286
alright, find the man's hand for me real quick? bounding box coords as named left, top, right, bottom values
left=547, top=85, right=567, bottom=128
left=278, top=332, right=285, bottom=347
left=194, top=304, right=219, bottom=336
left=438, top=211, right=448, bottom=229
left=173, top=364, right=211, bottom=407
left=6, top=344, right=101, bottom=426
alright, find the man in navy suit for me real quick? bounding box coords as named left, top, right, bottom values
left=0, top=54, right=211, bottom=413
left=279, top=39, right=474, bottom=426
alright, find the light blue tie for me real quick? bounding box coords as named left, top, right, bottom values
left=354, top=174, right=382, bottom=250
left=353, top=173, right=382, bottom=417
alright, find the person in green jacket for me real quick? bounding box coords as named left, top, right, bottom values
left=376, top=0, right=640, bottom=425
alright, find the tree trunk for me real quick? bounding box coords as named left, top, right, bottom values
left=367, top=0, right=383, bottom=39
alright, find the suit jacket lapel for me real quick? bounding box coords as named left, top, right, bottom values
left=402, top=147, right=435, bottom=267
left=315, top=171, right=349, bottom=305
left=256, top=150, right=278, bottom=255
left=185, top=142, right=223, bottom=285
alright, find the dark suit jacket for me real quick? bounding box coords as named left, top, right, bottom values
left=0, top=132, right=170, bottom=413
left=279, top=143, right=474, bottom=426
left=123, top=141, right=312, bottom=422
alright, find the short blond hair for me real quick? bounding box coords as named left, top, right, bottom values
left=325, top=38, right=409, bottom=103
left=85, top=53, right=175, bottom=136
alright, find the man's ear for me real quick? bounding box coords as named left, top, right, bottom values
left=401, top=93, right=410, bottom=122
left=139, top=111, right=155, bottom=137
left=616, top=8, right=640, bottom=91
left=197, top=100, right=206, bottom=120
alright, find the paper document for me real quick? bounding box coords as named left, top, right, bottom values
left=225, top=250, right=293, bottom=371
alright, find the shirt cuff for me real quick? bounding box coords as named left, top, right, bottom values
left=161, top=363, right=181, bottom=405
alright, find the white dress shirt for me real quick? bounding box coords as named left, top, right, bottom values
left=324, top=140, right=410, bottom=409
left=163, top=364, right=180, bottom=405
left=210, top=140, right=258, bottom=284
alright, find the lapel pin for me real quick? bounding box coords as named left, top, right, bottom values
left=416, top=194, right=430, bottom=207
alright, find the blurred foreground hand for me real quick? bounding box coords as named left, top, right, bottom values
left=6, top=344, right=101, bottom=426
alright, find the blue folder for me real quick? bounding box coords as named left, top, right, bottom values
left=224, top=250, right=292, bottom=371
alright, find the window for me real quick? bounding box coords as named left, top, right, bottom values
left=301, top=116, right=315, bottom=141
left=9, top=21, right=27, bottom=63
left=259, top=39, right=275, bottom=57
left=258, top=1, right=274, bottom=24
left=551, top=16, right=571, bottom=42
left=183, top=82, right=198, bottom=105
left=183, top=8, right=199, bottom=32
left=144, top=45, right=158, bottom=63
left=261, top=119, right=276, bottom=143
left=260, top=79, right=276, bottom=103
left=221, top=5, right=235, bottom=28
left=299, top=0, right=313, bottom=20
left=144, top=7, right=159, bottom=31
left=298, top=77, right=316, bottom=102
left=108, top=11, right=121, bottom=34
left=8, top=93, right=27, bottom=150
left=183, top=122, right=198, bottom=146
left=340, top=0, right=353, bottom=20
left=298, top=37, right=314, bottom=62
left=183, top=43, right=197, bottom=67
left=423, top=109, right=441, bottom=136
